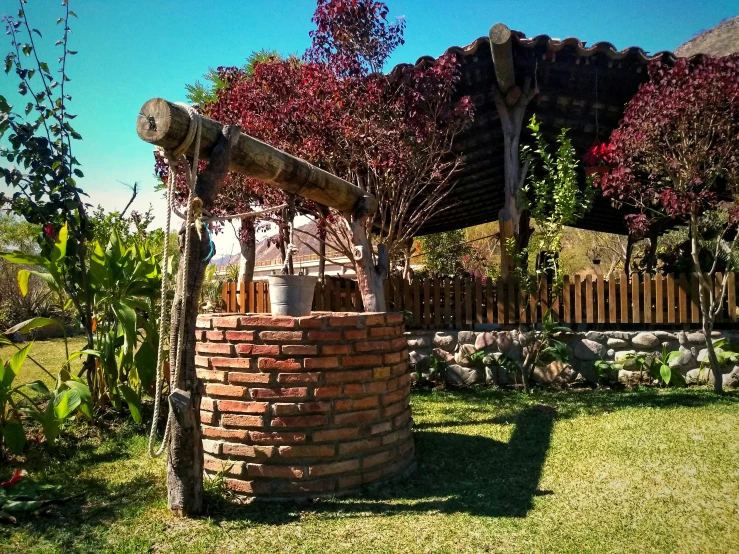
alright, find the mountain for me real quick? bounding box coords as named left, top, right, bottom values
left=675, top=15, right=739, bottom=57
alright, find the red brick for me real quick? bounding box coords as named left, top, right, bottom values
left=222, top=443, right=275, bottom=458
left=334, top=409, right=379, bottom=426
left=314, top=386, right=342, bottom=398
left=363, top=449, right=394, bottom=469
left=257, top=358, right=301, bottom=371
left=221, top=414, right=264, bottom=427
left=384, top=400, right=406, bottom=418
left=308, top=459, right=360, bottom=477
left=271, top=402, right=330, bottom=415
left=362, top=468, right=383, bottom=484
left=394, top=409, right=412, bottom=428
left=225, top=330, right=255, bottom=342
left=391, top=337, right=408, bottom=349
left=391, top=361, right=408, bottom=375
left=398, top=438, right=414, bottom=456
left=329, top=315, right=362, bottom=327
left=344, top=329, right=368, bottom=340
left=271, top=415, right=328, bottom=427
left=382, top=429, right=407, bottom=446
left=250, top=431, right=306, bottom=444
left=203, top=456, right=244, bottom=476
left=197, top=368, right=226, bottom=383
left=217, top=400, right=269, bottom=413
left=282, top=344, right=318, bottom=355
left=303, top=357, right=339, bottom=369
left=277, top=372, right=320, bottom=384
left=364, top=380, right=388, bottom=394
left=322, top=344, right=352, bottom=355
left=324, top=370, right=373, bottom=384
left=278, top=445, right=335, bottom=458
left=342, top=384, right=364, bottom=395
left=370, top=421, right=393, bottom=435
left=383, top=352, right=403, bottom=365
left=373, top=367, right=391, bottom=380
left=308, top=330, right=342, bottom=341
left=196, top=316, right=212, bottom=329
left=312, top=427, right=359, bottom=442
left=204, top=384, right=247, bottom=399
left=200, top=410, right=217, bottom=425
left=338, top=474, right=363, bottom=489
left=213, top=316, right=241, bottom=329
left=252, top=344, right=280, bottom=355
left=228, top=372, right=272, bottom=385
left=260, top=330, right=304, bottom=342
left=364, top=314, right=385, bottom=326
left=235, top=344, right=254, bottom=355
left=298, top=315, right=326, bottom=328
left=196, top=342, right=233, bottom=355
left=201, top=397, right=216, bottom=411
left=383, top=388, right=407, bottom=406
left=397, top=373, right=411, bottom=388
left=251, top=387, right=308, bottom=400
left=211, top=357, right=251, bottom=370
left=201, top=426, right=249, bottom=441
left=338, top=437, right=381, bottom=455
left=369, top=326, right=399, bottom=338
left=342, top=354, right=383, bottom=367
left=225, top=479, right=271, bottom=495
left=247, top=463, right=304, bottom=479
left=335, top=395, right=378, bottom=411
left=273, top=479, right=335, bottom=494
left=356, top=340, right=392, bottom=352
left=202, top=439, right=222, bottom=455
left=194, top=355, right=210, bottom=368
left=386, top=313, right=404, bottom=324
left=205, top=330, right=225, bottom=341
left=196, top=330, right=206, bottom=341
left=240, top=315, right=296, bottom=328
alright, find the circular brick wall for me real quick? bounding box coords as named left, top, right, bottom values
left=195, top=311, right=415, bottom=499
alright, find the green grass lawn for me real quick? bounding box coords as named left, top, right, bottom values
left=0, top=341, right=738, bottom=553
left=0, top=336, right=87, bottom=388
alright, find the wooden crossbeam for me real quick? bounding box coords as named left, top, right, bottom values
left=136, top=98, right=377, bottom=216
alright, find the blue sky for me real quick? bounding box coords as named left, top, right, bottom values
left=1, top=0, right=737, bottom=256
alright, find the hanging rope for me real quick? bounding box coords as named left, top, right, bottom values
left=148, top=103, right=201, bottom=457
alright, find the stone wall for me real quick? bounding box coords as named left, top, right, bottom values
left=408, top=328, right=739, bottom=388
left=195, top=312, right=415, bottom=500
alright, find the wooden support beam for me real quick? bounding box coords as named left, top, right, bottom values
left=489, top=23, right=516, bottom=97
left=136, top=98, right=377, bottom=216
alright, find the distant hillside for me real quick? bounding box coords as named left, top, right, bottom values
left=675, top=15, right=739, bottom=57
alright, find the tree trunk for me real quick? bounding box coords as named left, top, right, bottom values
left=318, top=235, right=326, bottom=279
left=238, top=218, right=255, bottom=284
left=348, top=196, right=387, bottom=311
left=166, top=125, right=240, bottom=516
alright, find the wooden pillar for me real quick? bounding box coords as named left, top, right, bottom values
left=489, top=23, right=536, bottom=277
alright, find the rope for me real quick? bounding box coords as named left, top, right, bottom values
left=148, top=103, right=201, bottom=458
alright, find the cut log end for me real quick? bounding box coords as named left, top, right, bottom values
left=136, top=97, right=175, bottom=146
left=489, top=23, right=512, bottom=45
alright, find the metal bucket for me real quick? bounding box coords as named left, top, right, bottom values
left=267, top=274, right=318, bottom=317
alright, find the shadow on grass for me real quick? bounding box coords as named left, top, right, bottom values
left=206, top=406, right=555, bottom=525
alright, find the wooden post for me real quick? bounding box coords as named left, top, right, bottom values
left=489, top=24, right=536, bottom=277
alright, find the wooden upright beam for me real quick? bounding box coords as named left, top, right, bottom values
left=136, top=98, right=376, bottom=216
left=489, top=23, right=516, bottom=96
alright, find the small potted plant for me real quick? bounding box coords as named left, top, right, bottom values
left=267, top=199, right=317, bottom=316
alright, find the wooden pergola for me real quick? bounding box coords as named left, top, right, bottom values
left=394, top=23, right=681, bottom=274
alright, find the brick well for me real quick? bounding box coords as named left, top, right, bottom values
left=195, top=311, right=415, bottom=499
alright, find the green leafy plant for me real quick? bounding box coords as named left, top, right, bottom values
left=0, top=470, right=81, bottom=522
left=428, top=353, right=447, bottom=383
left=697, top=338, right=739, bottom=384
left=593, top=358, right=620, bottom=386
left=623, top=347, right=686, bottom=387
left=517, top=309, right=572, bottom=393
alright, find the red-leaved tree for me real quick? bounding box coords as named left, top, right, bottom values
left=598, top=54, right=739, bottom=392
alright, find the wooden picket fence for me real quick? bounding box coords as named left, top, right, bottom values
left=221, top=272, right=739, bottom=329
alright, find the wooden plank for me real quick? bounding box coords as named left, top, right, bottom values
left=222, top=283, right=229, bottom=312
left=643, top=274, right=652, bottom=324
left=454, top=277, right=463, bottom=328
left=655, top=274, right=663, bottom=324
left=585, top=275, right=594, bottom=323
left=239, top=282, right=247, bottom=313
left=631, top=274, right=640, bottom=324
left=403, top=279, right=412, bottom=319
left=444, top=278, right=452, bottom=326
left=507, top=278, right=516, bottom=325
left=230, top=282, right=238, bottom=312
left=497, top=278, right=505, bottom=324
left=434, top=278, right=442, bottom=328
left=465, top=278, right=473, bottom=327
left=486, top=277, right=494, bottom=324
left=729, top=273, right=737, bottom=322
left=596, top=276, right=605, bottom=324
left=666, top=274, right=676, bottom=324
left=255, top=281, right=263, bottom=313
left=323, top=278, right=333, bottom=313
left=383, top=279, right=390, bottom=313
left=424, top=278, right=432, bottom=327
left=608, top=275, right=616, bottom=323
left=539, top=277, right=549, bottom=318
left=691, top=273, right=700, bottom=324
left=678, top=274, right=688, bottom=324
left=518, top=280, right=528, bottom=324
left=413, top=279, right=421, bottom=326
left=334, top=277, right=343, bottom=312
left=475, top=279, right=483, bottom=324
left=250, top=281, right=257, bottom=312
left=620, top=272, right=629, bottom=323
left=562, top=275, right=571, bottom=323
left=574, top=274, right=582, bottom=323
left=529, top=282, right=538, bottom=324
